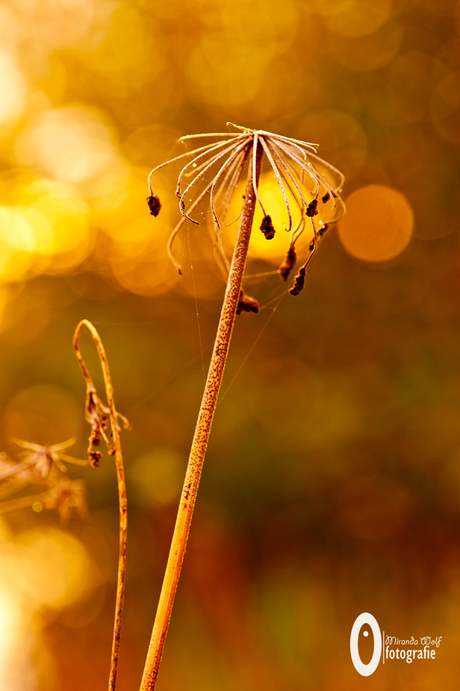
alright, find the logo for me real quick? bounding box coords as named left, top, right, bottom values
left=350, top=612, right=442, bottom=676
left=350, top=613, right=382, bottom=676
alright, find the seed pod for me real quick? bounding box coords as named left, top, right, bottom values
left=306, top=199, right=318, bottom=217
left=237, top=291, right=259, bottom=314
left=146, top=194, right=162, bottom=217
left=260, top=215, right=276, bottom=239
left=89, top=449, right=102, bottom=468
left=279, top=246, right=297, bottom=281
left=289, top=266, right=306, bottom=296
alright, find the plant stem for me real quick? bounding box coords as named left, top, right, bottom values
left=140, top=143, right=263, bottom=690
left=73, top=320, right=128, bottom=691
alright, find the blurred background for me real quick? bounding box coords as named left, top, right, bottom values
left=1, top=0, right=460, bottom=688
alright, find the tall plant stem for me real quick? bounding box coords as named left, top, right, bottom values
left=73, top=319, right=128, bottom=691
left=140, top=143, right=263, bottom=690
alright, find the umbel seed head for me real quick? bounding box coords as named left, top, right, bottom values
left=147, top=123, right=345, bottom=296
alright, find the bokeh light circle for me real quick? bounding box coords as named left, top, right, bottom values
left=15, top=527, right=101, bottom=608
left=338, top=185, right=413, bottom=262
left=0, top=49, right=27, bottom=127
left=316, top=0, right=392, bottom=38
left=15, top=107, right=119, bottom=184
left=430, top=71, right=460, bottom=143
left=3, top=384, right=83, bottom=445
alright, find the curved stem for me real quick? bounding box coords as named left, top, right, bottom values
left=139, top=143, right=263, bottom=691
left=74, top=319, right=128, bottom=691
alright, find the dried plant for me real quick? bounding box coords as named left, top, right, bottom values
left=142, top=124, right=345, bottom=690
left=0, top=440, right=89, bottom=521
left=147, top=122, right=345, bottom=294
left=74, top=319, right=131, bottom=691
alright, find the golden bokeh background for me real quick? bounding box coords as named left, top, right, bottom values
left=1, top=0, right=460, bottom=689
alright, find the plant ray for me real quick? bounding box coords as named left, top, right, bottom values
left=259, top=137, right=293, bottom=232
left=177, top=141, right=246, bottom=222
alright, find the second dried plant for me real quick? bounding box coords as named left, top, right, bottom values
left=74, top=319, right=131, bottom=691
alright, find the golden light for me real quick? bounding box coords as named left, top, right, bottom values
left=186, top=35, right=264, bottom=108
left=338, top=184, right=413, bottom=262
left=219, top=0, right=299, bottom=54
left=109, top=244, right=182, bottom=297
left=0, top=519, right=101, bottom=690
left=15, top=107, right=119, bottom=184
left=80, top=2, right=160, bottom=96
left=0, top=207, right=36, bottom=282
left=0, top=519, right=34, bottom=688
left=430, top=71, right=460, bottom=143
left=14, top=527, right=100, bottom=608
left=220, top=159, right=344, bottom=267
left=186, top=0, right=299, bottom=109
left=315, top=0, right=392, bottom=38
left=0, top=179, right=93, bottom=282
left=9, top=0, right=110, bottom=53
left=0, top=577, right=35, bottom=691
left=328, top=20, right=404, bottom=72
left=0, top=50, right=27, bottom=128
left=297, top=111, right=368, bottom=179
left=28, top=181, right=92, bottom=268
left=129, top=449, right=184, bottom=507
left=2, top=384, right=82, bottom=445
left=103, top=174, right=182, bottom=296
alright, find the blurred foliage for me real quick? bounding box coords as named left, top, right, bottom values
left=1, top=0, right=460, bottom=689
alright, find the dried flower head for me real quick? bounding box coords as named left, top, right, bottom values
left=147, top=123, right=345, bottom=294
left=83, top=383, right=130, bottom=467
left=0, top=440, right=89, bottom=521
left=0, top=438, right=87, bottom=482
left=73, top=320, right=131, bottom=468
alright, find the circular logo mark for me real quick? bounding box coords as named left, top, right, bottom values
left=350, top=612, right=382, bottom=676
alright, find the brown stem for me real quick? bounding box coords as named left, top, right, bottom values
left=73, top=319, right=128, bottom=691
left=139, top=143, right=263, bottom=690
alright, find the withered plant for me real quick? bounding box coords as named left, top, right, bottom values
left=73, top=319, right=131, bottom=691
left=0, top=438, right=88, bottom=521
left=0, top=321, right=131, bottom=691
left=141, top=123, right=345, bottom=689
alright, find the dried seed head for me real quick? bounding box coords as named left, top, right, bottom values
left=0, top=439, right=89, bottom=520
left=74, top=319, right=131, bottom=469
left=9, top=438, right=87, bottom=479
left=84, top=388, right=114, bottom=463
left=147, top=123, right=345, bottom=296
left=84, top=387, right=125, bottom=466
